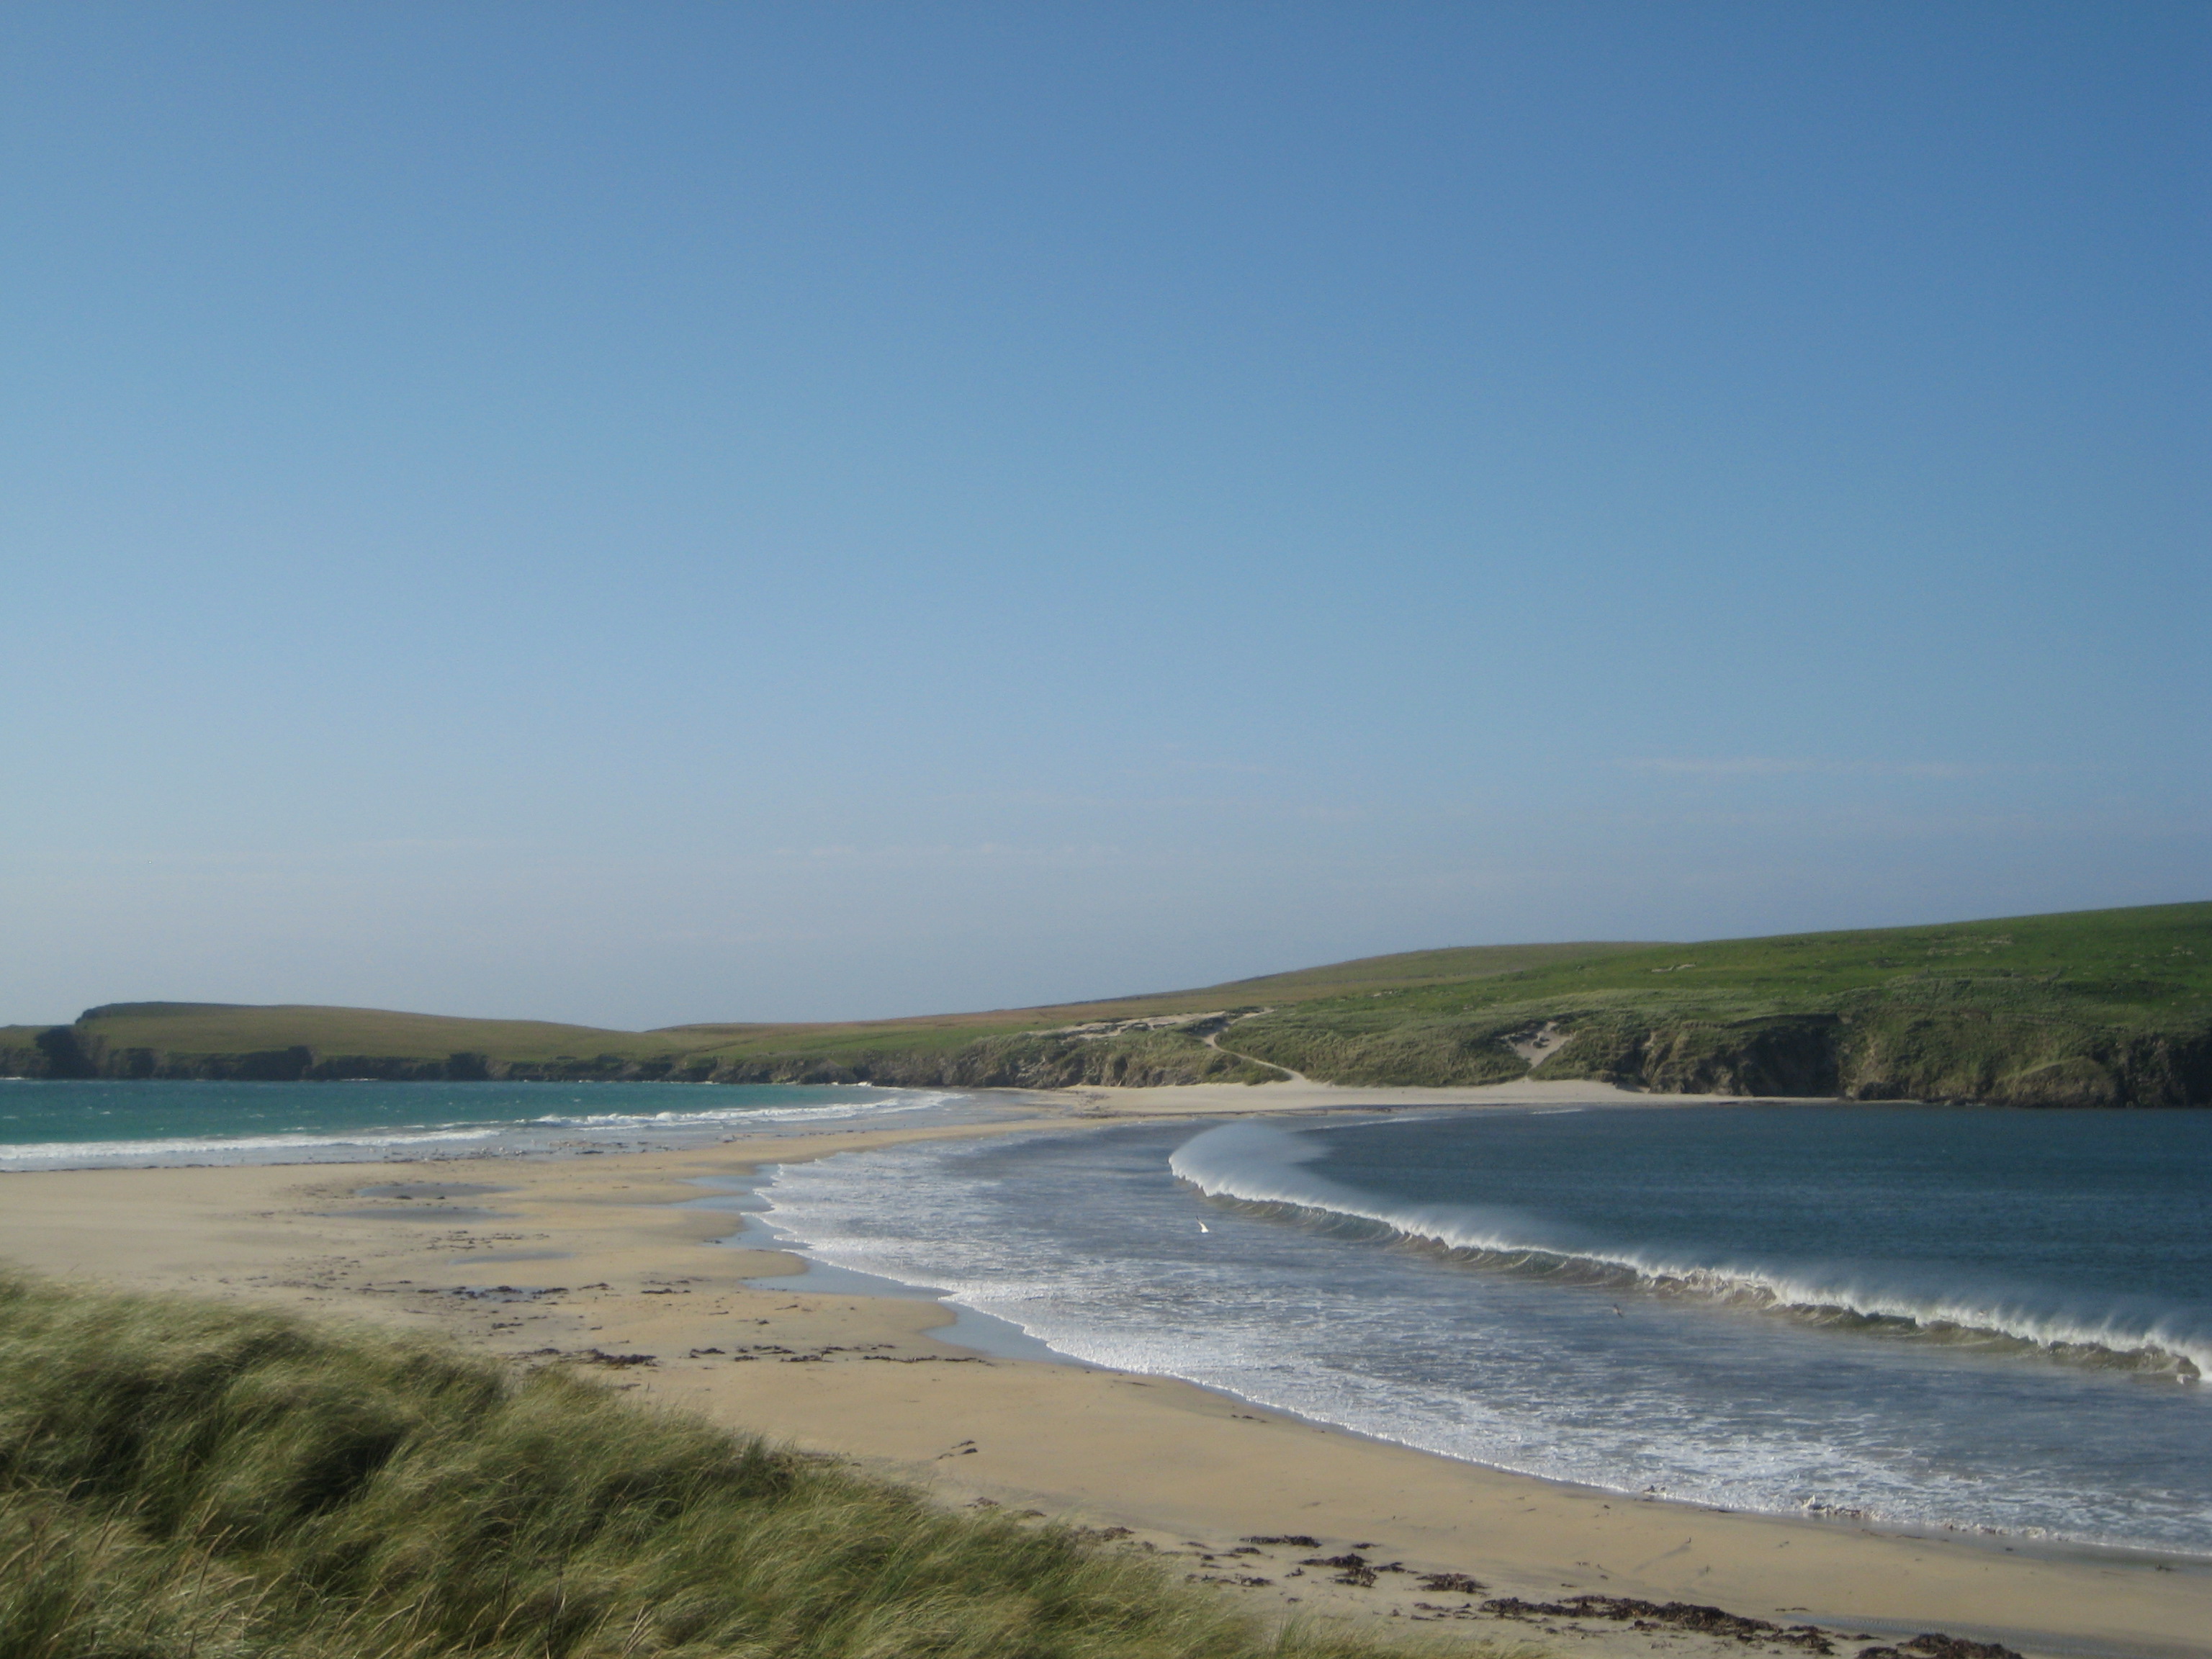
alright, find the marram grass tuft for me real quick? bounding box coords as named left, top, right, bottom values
left=0, top=1272, right=1480, bottom=1659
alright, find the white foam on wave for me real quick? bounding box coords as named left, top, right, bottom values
left=523, top=1094, right=950, bottom=1130
left=1169, top=1120, right=2212, bottom=1377
left=0, top=1090, right=965, bottom=1169
left=0, top=1125, right=505, bottom=1166
left=755, top=1123, right=2212, bottom=1555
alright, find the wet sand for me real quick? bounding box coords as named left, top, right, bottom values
left=1, top=1082, right=2206, bottom=1659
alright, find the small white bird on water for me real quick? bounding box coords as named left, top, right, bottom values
left=1198, top=1221, right=1211, bottom=1233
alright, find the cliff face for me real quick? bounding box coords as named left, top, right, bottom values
left=6, top=1007, right=2204, bottom=1105
left=0, top=1025, right=1281, bottom=1090
left=1526, top=1010, right=2212, bottom=1108
left=8, top=1010, right=2205, bottom=1104
left=1, top=1031, right=516, bottom=1084
left=702, top=1028, right=1283, bottom=1088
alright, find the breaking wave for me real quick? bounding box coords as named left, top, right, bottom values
left=522, top=1093, right=951, bottom=1131
left=1170, top=1120, right=2209, bottom=1379
left=0, top=1090, right=961, bottom=1169
left=0, top=1126, right=505, bottom=1166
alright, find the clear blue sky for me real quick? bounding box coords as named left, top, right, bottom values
left=3, top=2, right=2205, bottom=1028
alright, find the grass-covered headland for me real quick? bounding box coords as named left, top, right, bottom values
left=4, top=902, right=2206, bottom=1105
left=1227, top=902, right=2212, bottom=1107
left=0, top=1273, right=1419, bottom=1659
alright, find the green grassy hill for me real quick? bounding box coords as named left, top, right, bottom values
left=1226, top=902, right=2212, bottom=1105
left=6, top=904, right=2208, bottom=1104
left=1182, top=941, right=1663, bottom=999
left=12, top=1002, right=668, bottom=1082
left=0, top=942, right=1656, bottom=1089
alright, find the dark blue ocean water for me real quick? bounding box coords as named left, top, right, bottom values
left=0, top=1079, right=983, bottom=1166
left=758, top=1105, right=2212, bottom=1555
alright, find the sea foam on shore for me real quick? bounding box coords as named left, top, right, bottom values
left=757, top=1105, right=2212, bottom=1557
left=0, top=1079, right=994, bottom=1169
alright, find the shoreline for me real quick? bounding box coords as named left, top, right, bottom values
left=1, top=1080, right=2206, bottom=1658
left=0, top=1075, right=1762, bottom=1175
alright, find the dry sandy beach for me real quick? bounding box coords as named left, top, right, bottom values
left=1, top=1080, right=2205, bottom=1659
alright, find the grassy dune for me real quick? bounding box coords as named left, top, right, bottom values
left=0, top=1274, right=1429, bottom=1659
left=6, top=905, right=2207, bottom=1103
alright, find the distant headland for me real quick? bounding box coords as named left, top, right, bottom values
left=6, top=902, right=2207, bottom=1107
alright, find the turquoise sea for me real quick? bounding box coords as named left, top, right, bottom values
left=0, top=1078, right=990, bottom=1166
